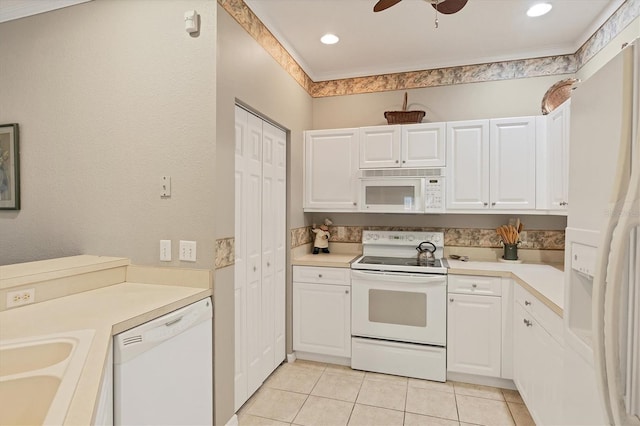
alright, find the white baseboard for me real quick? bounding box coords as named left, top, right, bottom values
left=446, top=371, right=517, bottom=390
left=225, top=414, right=238, bottom=426
left=293, top=351, right=350, bottom=366
left=287, top=352, right=297, bottom=363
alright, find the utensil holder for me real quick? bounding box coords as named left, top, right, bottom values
left=503, top=243, right=518, bottom=260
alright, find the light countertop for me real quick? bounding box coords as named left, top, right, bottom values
left=0, top=257, right=211, bottom=426
left=448, top=259, right=564, bottom=316
left=292, top=253, right=361, bottom=268
left=291, top=250, right=564, bottom=316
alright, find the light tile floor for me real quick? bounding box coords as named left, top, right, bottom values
left=237, top=360, right=536, bottom=426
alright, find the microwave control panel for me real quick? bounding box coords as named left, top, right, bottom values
left=425, top=178, right=445, bottom=213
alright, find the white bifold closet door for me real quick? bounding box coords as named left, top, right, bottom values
left=234, top=106, right=286, bottom=411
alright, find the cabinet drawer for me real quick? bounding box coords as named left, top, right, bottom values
left=293, top=266, right=350, bottom=285
left=448, top=274, right=502, bottom=296
left=514, top=284, right=563, bottom=344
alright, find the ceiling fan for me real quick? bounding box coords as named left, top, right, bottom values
left=373, top=0, right=468, bottom=15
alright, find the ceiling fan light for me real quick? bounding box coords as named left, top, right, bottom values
left=320, top=33, right=339, bottom=45
left=527, top=3, right=552, bottom=17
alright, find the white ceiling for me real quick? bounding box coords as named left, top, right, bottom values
left=244, top=0, right=625, bottom=81
left=0, top=0, right=625, bottom=82
left=0, top=0, right=91, bottom=23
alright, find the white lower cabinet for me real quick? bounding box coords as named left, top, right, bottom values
left=293, top=266, right=351, bottom=358
left=447, top=275, right=502, bottom=377
left=447, top=293, right=501, bottom=377
left=513, top=285, right=563, bottom=425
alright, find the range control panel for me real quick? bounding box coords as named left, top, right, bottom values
left=362, top=231, right=445, bottom=248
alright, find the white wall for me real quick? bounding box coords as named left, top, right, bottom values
left=215, top=6, right=313, bottom=425
left=0, top=0, right=217, bottom=268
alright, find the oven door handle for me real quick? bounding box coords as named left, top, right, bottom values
left=351, top=270, right=445, bottom=285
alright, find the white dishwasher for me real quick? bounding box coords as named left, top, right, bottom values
left=113, top=297, right=213, bottom=426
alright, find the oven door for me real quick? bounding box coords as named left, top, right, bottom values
left=351, top=270, right=446, bottom=345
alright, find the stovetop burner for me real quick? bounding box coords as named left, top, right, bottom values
left=359, top=256, right=443, bottom=268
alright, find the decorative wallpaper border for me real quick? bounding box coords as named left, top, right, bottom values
left=215, top=237, right=235, bottom=269
left=219, top=0, right=639, bottom=97
left=291, top=226, right=564, bottom=251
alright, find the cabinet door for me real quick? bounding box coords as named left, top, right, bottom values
left=532, top=316, right=564, bottom=426
left=446, top=120, right=490, bottom=210
left=447, top=294, right=501, bottom=377
left=489, top=117, right=536, bottom=209
left=546, top=101, right=570, bottom=210
left=359, top=125, right=401, bottom=168
left=401, top=123, right=446, bottom=167
left=304, top=129, right=359, bottom=210
left=513, top=303, right=535, bottom=406
left=293, top=282, right=351, bottom=357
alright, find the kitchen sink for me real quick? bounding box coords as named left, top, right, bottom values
left=0, top=329, right=95, bottom=425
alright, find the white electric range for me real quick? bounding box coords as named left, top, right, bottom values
left=350, top=230, right=449, bottom=382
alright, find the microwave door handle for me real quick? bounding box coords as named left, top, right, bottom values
left=351, top=270, right=444, bottom=285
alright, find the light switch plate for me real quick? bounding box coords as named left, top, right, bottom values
left=160, top=240, right=171, bottom=261
left=161, top=176, right=171, bottom=198
left=179, top=240, right=197, bottom=262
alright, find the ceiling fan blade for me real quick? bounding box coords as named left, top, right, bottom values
left=374, top=0, right=402, bottom=12
left=431, top=0, right=468, bottom=14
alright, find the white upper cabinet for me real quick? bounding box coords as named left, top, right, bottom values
left=359, top=125, right=402, bottom=168
left=537, top=100, right=570, bottom=211
left=402, top=123, right=447, bottom=168
left=360, top=123, right=446, bottom=169
left=446, top=117, right=536, bottom=210
left=489, top=116, right=537, bottom=210
left=446, top=120, right=490, bottom=210
left=304, top=128, right=359, bottom=211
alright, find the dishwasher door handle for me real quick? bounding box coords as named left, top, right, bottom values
left=164, top=316, right=183, bottom=327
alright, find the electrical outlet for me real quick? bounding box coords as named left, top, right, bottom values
left=6, top=288, right=36, bottom=308
left=179, top=240, right=197, bottom=262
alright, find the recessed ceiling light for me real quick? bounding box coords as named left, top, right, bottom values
left=527, top=3, right=552, bottom=17
left=320, top=33, right=339, bottom=45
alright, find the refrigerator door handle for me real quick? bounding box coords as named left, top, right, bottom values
left=604, top=194, right=640, bottom=426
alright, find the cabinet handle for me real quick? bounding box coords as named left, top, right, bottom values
left=318, top=274, right=323, bottom=278
left=449, top=298, right=454, bottom=302
left=353, top=202, right=357, bottom=206
left=395, top=160, right=399, bottom=163
left=483, top=202, right=488, bottom=206
left=345, top=290, right=349, bottom=294
left=402, top=160, right=406, bottom=163
left=253, top=266, right=257, bottom=272
left=523, top=318, right=533, bottom=327
left=472, top=283, right=477, bottom=288
left=491, top=202, right=496, bottom=206
left=525, top=300, right=531, bottom=306
left=267, top=262, right=270, bottom=267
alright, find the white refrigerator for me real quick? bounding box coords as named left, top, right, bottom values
left=563, top=38, right=640, bottom=425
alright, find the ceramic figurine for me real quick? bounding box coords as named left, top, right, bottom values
left=311, top=218, right=333, bottom=254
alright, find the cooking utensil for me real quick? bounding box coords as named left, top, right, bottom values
left=416, top=241, right=436, bottom=264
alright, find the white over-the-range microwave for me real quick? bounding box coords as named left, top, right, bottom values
left=359, top=168, right=444, bottom=213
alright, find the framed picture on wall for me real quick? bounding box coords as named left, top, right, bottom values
left=0, top=123, right=20, bottom=210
